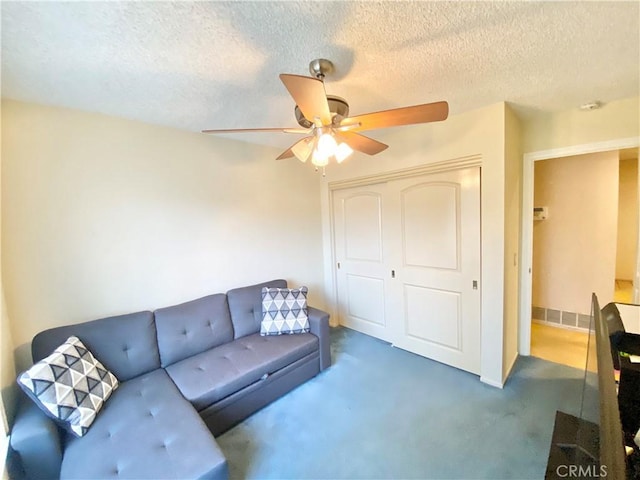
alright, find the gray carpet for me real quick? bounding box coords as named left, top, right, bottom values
left=217, top=327, right=596, bottom=480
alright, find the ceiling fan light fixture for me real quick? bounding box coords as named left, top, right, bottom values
left=291, top=137, right=314, bottom=163
left=311, top=148, right=330, bottom=167
left=334, top=142, right=354, bottom=163
left=316, top=132, right=337, bottom=158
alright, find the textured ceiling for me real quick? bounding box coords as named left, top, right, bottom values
left=2, top=1, right=639, bottom=149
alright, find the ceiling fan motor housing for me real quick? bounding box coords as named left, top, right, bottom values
left=295, top=95, right=350, bottom=128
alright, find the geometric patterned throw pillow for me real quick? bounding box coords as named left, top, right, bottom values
left=17, top=336, right=118, bottom=437
left=261, top=286, right=310, bottom=336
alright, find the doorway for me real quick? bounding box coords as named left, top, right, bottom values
left=529, top=151, right=618, bottom=368
left=519, top=138, right=640, bottom=357
left=614, top=151, right=639, bottom=303
left=523, top=146, right=640, bottom=368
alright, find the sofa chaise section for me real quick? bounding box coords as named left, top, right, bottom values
left=61, top=369, right=227, bottom=479
left=11, top=310, right=228, bottom=479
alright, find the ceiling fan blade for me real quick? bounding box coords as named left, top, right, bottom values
left=202, top=127, right=309, bottom=134
left=334, top=131, right=389, bottom=156
left=341, top=101, right=449, bottom=132
left=279, top=74, right=332, bottom=126
left=276, top=148, right=295, bottom=160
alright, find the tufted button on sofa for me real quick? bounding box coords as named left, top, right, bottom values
left=10, top=279, right=331, bottom=479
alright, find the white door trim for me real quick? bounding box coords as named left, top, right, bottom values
left=328, top=155, right=482, bottom=191
left=518, top=136, right=640, bottom=355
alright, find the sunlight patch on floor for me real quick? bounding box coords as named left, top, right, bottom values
left=530, top=322, right=595, bottom=372
left=530, top=279, right=632, bottom=371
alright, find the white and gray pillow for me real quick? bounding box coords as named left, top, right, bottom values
left=261, top=286, right=310, bottom=335
left=17, top=335, right=118, bottom=437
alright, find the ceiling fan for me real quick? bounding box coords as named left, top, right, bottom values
left=202, top=59, right=449, bottom=170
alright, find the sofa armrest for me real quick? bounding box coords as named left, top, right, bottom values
left=10, top=394, right=62, bottom=480
left=308, top=306, right=331, bottom=371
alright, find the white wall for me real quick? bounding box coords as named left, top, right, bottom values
left=320, top=102, right=508, bottom=386
left=1, top=100, right=325, bottom=371
left=503, top=104, right=522, bottom=378
left=532, top=151, right=619, bottom=315
left=616, top=158, right=638, bottom=280
left=523, top=96, right=639, bottom=154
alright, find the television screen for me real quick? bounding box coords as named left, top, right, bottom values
left=545, top=294, right=627, bottom=479
left=592, top=294, right=627, bottom=479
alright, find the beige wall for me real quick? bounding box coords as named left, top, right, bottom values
left=532, top=151, right=619, bottom=315
left=0, top=111, right=17, bottom=426
left=321, top=101, right=509, bottom=386
left=503, top=104, right=522, bottom=377
left=523, top=96, right=640, bottom=154
left=1, top=100, right=325, bottom=371
left=1, top=290, right=16, bottom=429
left=616, top=158, right=638, bottom=280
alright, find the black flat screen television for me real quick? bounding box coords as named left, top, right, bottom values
left=592, top=294, right=628, bottom=478
left=545, top=293, right=628, bottom=479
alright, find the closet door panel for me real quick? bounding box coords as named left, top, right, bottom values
left=389, top=167, right=481, bottom=374
left=333, top=184, right=393, bottom=341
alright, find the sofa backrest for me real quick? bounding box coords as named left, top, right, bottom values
left=227, top=279, right=287, bottom=339
left=154, top=293, right=234, bottom=367
left=31, top=311, right=160, bottom=382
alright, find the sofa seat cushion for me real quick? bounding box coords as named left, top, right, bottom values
left=61, top=369, right=227, bottom=480
left=166, top=333, right=319, bottom=411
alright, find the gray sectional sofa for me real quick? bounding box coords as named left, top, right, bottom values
left=10, top=279, right=331, bottom=479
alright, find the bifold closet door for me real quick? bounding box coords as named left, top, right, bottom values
left=332, top=167, right=481, bottom=374
left=332, top=183, right=395, bottom=342
left=387, top=167, right=481, bottom=374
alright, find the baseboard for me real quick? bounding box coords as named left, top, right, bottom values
left=483, top=353, right=518, bottom=388
left=480, top=376, right=504, bottom=389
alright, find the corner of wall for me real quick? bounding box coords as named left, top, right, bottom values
left=0, top=291, right=17, bottom=429
left=503, top=103, right=523, bottom=380
left=0, top=112, right=19, bottom=428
